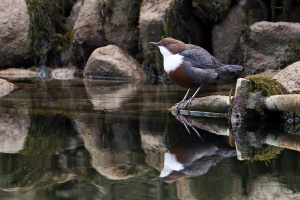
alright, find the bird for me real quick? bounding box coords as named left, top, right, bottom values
left=149, top=37, right=243, bottom=109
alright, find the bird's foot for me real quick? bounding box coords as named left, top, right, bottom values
left=174, top=99, right=188, bottom=112
left=175, top=113, right=201, bottom=138
left=181, top=97, right=194, bottom=109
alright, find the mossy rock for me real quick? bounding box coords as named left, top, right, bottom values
left=246, top=75, right=289, bottom=97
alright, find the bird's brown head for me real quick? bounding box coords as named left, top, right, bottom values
left=149, top=37, right=186, bottom=54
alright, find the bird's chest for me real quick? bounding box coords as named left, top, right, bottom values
left=163, top=54, right=184, bottom=73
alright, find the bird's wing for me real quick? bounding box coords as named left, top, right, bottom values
left=180, top=46, right=223, bottom=69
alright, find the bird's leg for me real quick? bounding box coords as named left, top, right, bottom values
left=176, top=114, right=202, bottom=138
left=175, top=88, right=190, bottom=109
left=182, top=85, right=202, bottom=109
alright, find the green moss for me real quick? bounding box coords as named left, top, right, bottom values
left=247, top=145, right=283, bottom=163
left=246, top=75, right=289, bottom=96
left=25, top=0, right=74, bottom=66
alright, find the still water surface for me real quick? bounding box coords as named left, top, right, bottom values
left=0, top=78, right=300, bottom=200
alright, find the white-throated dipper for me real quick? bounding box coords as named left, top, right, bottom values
left=149, top=37, right=243, bottom=108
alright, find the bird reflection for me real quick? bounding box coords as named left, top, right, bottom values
left=159, top=134, right=236, bottom=183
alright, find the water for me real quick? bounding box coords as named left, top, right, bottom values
left=0, top=78, right=300, bottom=200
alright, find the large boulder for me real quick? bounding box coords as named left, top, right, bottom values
left=73, top=0, right=140, bottom=63
left=139, top=0, right=174, bottom=73
left=73, top=0, right=107, bottom=61
left=65, top=0, right=82, bottom=30
left=84, top=45, right=146, bottom=80
left=237, top=21, right=300, bottom=75
left=212, top=1, right=265, bottom=64
left=273, top=61, right=300, bottom=94
left=0, top=0, right=32, bottom=68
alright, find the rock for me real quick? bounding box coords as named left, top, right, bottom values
left=101, top=0, right=140, bottom=56
left=0, top=0, right=32, bottom=68
left=52, top=68, right=76, bottom=80
left=0, top=109, right=29, bottom=153
left=73, top=0, right=107, bottom=61
left=139, top=0, right=174, bottom=72
left=74, top=112, right=144, bottom=180
left=84, top=45, right=146, bottom=80
left=66, top=0, right=82, bottom=30
left=163, top=0, right=213, bottom=59
left=191, top=0, right=233, bottom=23
left=273, top=61, right=300, bottom=94
left=237, top=21, right=300, bottom=75
left=36, top=66, right=52, bottom=80
left=73, top=0, right=140, bottom=63
left=0, top=78, right=14, bottom=97
left=0, top=68, right=37, bottom=79
left=212, top=1, right=265, bottom=64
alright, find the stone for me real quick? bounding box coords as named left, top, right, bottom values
left=0, top=0, right=32, bottom=68
left=73, top=0, right=140, bottom=62
left=191, top=0, right=232, bottom=23
left=84, top=45, right=146, bottom=80
left=0, top=110, right=29, bottom=153
left=73, top=0, right=107, bottom=60
left=212, top=0, right=278, bottom=64
left=237, top=21, right=300, bottom=75
left=273, top=61, right=300, bottom=94
left=102, top=0, right=140, bottom=55
left=0, top=78, right=14, bottom=97
left=139, top=0, right=174, bottom=72
left=0, top=68, right=37, bottom=79
left=65, top=0, right=82, bottom=30
left=52, top=68, right=76, bottom=80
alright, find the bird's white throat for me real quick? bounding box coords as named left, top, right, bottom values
left=158, top=46, right=184, bottom=73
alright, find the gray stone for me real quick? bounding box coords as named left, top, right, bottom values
left=73, top=0, right=140, bottom=61
left=84, top=45, right=146, bottom=80
left=52, top=68, right=76, bottom=80
left=73, top=0, right=106, bottom=59
left=0, top=68, right=37, bottom=79
left=237, top=21, right=300, bottom=75
left=0, top=78, right=14, bottom=97
left=139, top=0, right=174, bottom=72
left=0, top=0, right=32, bottom=68
left=273, top=61, right=300, bottom=94
left=212, top=1, right=268, bottom=64
left=66, top=0, right=82, bottom=30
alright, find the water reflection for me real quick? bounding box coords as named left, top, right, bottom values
left=0, top=79, right=300, bottom=199
left=159, top=135, right=236, bottom=183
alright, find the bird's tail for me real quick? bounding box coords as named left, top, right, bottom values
left=217, top=65, right=243, bottom=75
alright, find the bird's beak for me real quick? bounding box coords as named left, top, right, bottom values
left=149, top=42, right=158, bottom=46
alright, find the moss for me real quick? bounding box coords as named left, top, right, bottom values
left=247, top=145, right=283, bottom=163
left=246, top=75, right=289, bottom=96
left=25, top=0, right=74, bottom=66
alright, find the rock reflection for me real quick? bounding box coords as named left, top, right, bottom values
left=0, top=109, right=29, bottom=153
left=75, top=112, right=145, bottom=180
left=84, top=79, right=142, bottom=111
left=173, top=111, right=300, bottom=161
left=1, top=79, right=300, bottom=199
left=0, top=113, right=89, bottom=193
